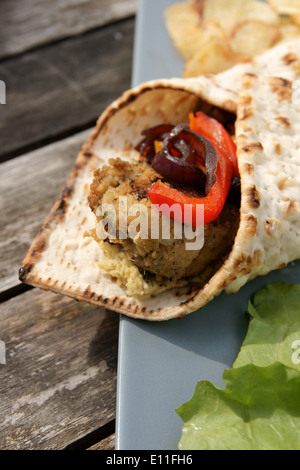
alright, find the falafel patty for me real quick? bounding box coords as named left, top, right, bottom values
left=88, top=157, right=240, bottom=297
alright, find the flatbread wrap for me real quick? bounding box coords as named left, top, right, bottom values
left=19, top=40, right=300, bottom=320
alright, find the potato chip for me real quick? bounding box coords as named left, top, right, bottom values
left=267, top=0, right=300, bottom=16
left=183, top=37, right=235, bottom=77
left=279, top=15, right=300, bottom=43
left=242, top=1, right=280, bottom=25
left=164, top=2, right=229, bottom=61
left=267, top=0, right=300, bottom=27
left=201, top=0, right=279, bottom=36
left=291, top=14, right=300, bottom=27
left=230, top=20, right=281, bottom=57
left=165, top=0, right=286, bottom=77
left=164, top=2, right=203, bottom=60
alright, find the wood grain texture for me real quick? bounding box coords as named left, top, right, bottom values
left=0, top=16, right=134, bottom=161
left=0, top=0, right=138, bottom=59
left=0, top=0, right=137, bottom=450
left=0, top=288, right=119, bottom=450
left=0, top=129, right=92, bottom=295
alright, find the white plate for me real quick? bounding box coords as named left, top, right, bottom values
left=115, top=0, right=300, bottom=450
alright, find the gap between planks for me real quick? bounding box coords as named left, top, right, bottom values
left=65, top=420, right=116, bottom=450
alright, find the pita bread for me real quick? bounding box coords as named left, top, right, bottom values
left=190, top=37, right=300, bottom=113
left=186, top=73, right=300, bottom=314
left=19, top=40, right=300, bottom=320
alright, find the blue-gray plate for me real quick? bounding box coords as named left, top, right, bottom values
left=115, top=0, right=300, bottom=450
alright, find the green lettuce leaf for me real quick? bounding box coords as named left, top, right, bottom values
left=176, top=283, right=300, bottom=450
left=234, top=283, right=300, bottom=370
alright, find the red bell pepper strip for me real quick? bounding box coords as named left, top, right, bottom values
left=189, top=111, right=239, bottom=178
left=147, top=147, right=233, bottom=227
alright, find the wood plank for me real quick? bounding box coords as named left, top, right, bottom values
left=0, top=129, right=92, bottom=295
left=0, top=0, right=138, bottom=59
left=0, top=16, right=134, bottom=161
left=0, top=288, right=119, bottom=450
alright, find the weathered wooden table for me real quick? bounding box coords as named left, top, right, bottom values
left=0, top=0, right=138, bottom=450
